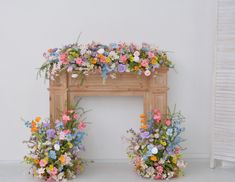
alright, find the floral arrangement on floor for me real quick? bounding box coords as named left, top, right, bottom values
left=39, top=42, right=174, bottom=82
left=126, top=108, right=186, bottom=180
left=23, top=106, right=87, bottom=181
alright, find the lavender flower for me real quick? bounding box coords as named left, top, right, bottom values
left=46, top=129, right=55, bottom=140
left=140, top=131, right=150, bottom=139
left=117, top=64, right=126, bottom=72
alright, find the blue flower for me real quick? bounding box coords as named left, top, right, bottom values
left=65, top=134, right=73, bottom=141
left=49, top=150, right=57, bottom=160
left=166, top=128, right=173, bottom=136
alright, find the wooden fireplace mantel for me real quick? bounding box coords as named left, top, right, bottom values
left=49, top=68, right=168, bottom=121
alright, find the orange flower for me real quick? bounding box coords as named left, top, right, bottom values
left=59, top=155, right=65, bottom=164
left=31, top=127, right=38, bottom=132
left=150, top=155, right=157, bottom=162
left=134, top=66, right=139, bottom=71
left=151, top=58, right=157, bottom=65
left=34, top=159, right=39, bottom=164
left=91, top=58, right=97, bottom=64
left=140, top=125, right=148, bottom=130
left=140, top=119, right=146, bottom=124
left=140, top=114, right=145, bottom=118
left=35, top=117, right=41, bottom=122
left=31, top=121, right=36, bottom=127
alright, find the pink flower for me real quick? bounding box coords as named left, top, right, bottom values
left=63, top=130, right=71, bottom=135
left=144, top=70, right=151, bottom=76
left=75, top=58, right=83, bottom=65
left=154, top=173, right=162, bottom=180
left=141, top=59, right=149, bottom=67
left=51, top=167, right=58, bottom=176
left=39, top=159, right=47, bottom=167
left=175, top=147, right=181, bottom=154
left=62, top=114, right=70, bottom=125
left=148, top=51, right=155, bottom=58
left=156, top=165, right=163, bottom=174
left=78, top=121, right=86, bottom=130
left=60, top=53, right=68, bottom=64
left=153, top=114, right=161, bottom=122
left=73, top=113, right=79, bottom=119
left=120, top=55, right=127, bottom=63
left=165, top=119, right=171, bottom=126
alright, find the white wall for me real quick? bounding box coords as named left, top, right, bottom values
left=0, top=0, right=215, bottom=161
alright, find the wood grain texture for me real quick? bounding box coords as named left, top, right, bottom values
left=49, top=68, right=168, bottom=122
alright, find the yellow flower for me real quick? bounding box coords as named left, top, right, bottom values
left=34, top=159, right=39, bottom=164
left=91, top=58, right=97, bottom=64
left=150, top=155, right=157, bottom=162
left=68, top=142, right=73, bottom=148
left=151, top=58, right=157, bottom=65
left=160, top=140, right=167, bottom=146
left=172, top=156, right=177, bottom=164
left=35, top=116, right=41, bottom=122
left=59, top=155, right=65, bottom=164
left=48, top=164, right=54, bottom=171
left=106, top=58, right=111, bottom=63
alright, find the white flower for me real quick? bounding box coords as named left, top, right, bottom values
left=97, top=48, right=104, bottom=54
left=67, top=66, right=73, bottom=72
left=59, top=132, right=66, bottom=140
left=134, top=56, right=139, bottom=62
left=37, top=168, right=45, bottom=174
left=154, top=133, right=159, bottom=138
left=58, top=172, right=64, bottom=180
left=151, top=147, right=158, bottom=154
left=168, top=172, right=174, bottom=178
left=71, top=73, right=78, bottom=78
left=144, top=70, right=151, bottom=76
left=54, top=144, right=60, bottom=151
left=159, top=158, right=165, bottom=164
left=177, top=160, right=186, bottom=168
left=111, top=63, right=116, bottom=70
left=134, top=51, right=140, bottom=57
left=134, top=145, right=140, bottom=151
left=45, top=141, right=51, bottom=145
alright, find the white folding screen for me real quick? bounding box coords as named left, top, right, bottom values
left=211, top=0, right=235, bottom=167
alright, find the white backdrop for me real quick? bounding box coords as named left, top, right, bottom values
left=0, top=0, right=215, bottom=161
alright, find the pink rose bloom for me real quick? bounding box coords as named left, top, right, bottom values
left=62, top=114, right=70, bottom=125
left=120, top=55, right=127, bottom=63
left=165, top=119, right=171, bottom=126
left=78, top=121, right=86, bottom=130
left=63, top=130, right=71, bottom=135
left=73, top=113, right=79, bottom=119
left=76, top=58, right=83, bottom=65
left=154, top=173, right=162, bottom=180
left=148, top=51, right=155, bottom=58
left=156, top=165, right=163, bottom=174
left=60, top=53, right=68, bottom=64
left=39, top=159, right=47, bottom=167
left=153, top=114, right=161, bottom=122
left=141, top=59, right=149, bottom=67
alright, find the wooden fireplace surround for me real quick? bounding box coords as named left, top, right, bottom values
left=49, top=68, right=168, bottom=121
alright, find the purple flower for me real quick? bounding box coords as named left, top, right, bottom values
left=140, top=131, right=150, bottom=139
left=43, top=122, right=50, bottom=128
left=46, top=129, right=55, bottom=140
left=117, top=64, right=126, bottom=72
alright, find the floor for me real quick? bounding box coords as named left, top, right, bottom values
left=0, top=160, right=234, bottom=182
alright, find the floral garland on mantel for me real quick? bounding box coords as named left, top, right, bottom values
left=39, top=42, right=174, bottom=82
